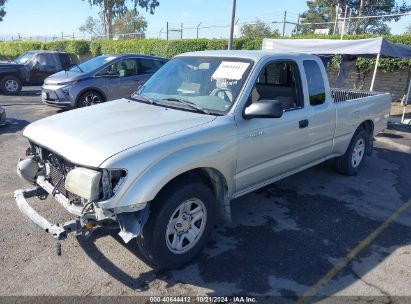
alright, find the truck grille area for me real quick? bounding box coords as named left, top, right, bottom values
left=32, top=144, right=82, bottom=204
left=48, top=161, right=80, bottom=203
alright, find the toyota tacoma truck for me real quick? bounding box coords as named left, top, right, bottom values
left=15, top=51, right=391, bottom=269
left=0, top=51, right=77, bottom=95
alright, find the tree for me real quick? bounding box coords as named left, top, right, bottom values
left=0, top=0, right=7, bottom=22
left=297, top=0, right=336, bottom=34
left=83, top=0, right=159, bottom=39
left=241, top=20, right=280, bottom=38
left=79, top=9, right=147, bottom=38
left=298, top=0, right=411, bottom=35
left=79, top=16, right=104, bottom=37
left=112, top=9, right=147, bottom=37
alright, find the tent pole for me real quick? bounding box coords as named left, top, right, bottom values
left=370, top=52, right=380, bottom=91
left=401, top=76, right=411, bottom=124
left=340, top=6, right=348, bottom=40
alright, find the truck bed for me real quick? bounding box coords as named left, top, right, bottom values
left=331, top=88, right=384, bottom=103
left=331, top=88, right=391, bottom=156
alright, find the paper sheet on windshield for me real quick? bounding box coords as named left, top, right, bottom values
left=212, top=61, right=250, bottom=80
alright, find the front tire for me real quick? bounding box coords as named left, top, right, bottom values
left=1, top=76, right=22, bottom=95
left=137, top=178, right=216, bottom=269
left=76, top=91, right=103, bottom=108
left=335, top=127, right=369, bottom=176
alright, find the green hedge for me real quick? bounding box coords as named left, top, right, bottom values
left=89, top=37, right=263, bottom=58
left=0, top=40, right=90, bottom=60
left=1, top=35, right=411, bottom=72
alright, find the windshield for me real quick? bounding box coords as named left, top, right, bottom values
left=14, top=52, right=34, bottom=64
left=69, top=55, right=117, bottom=73
left=133, top=56, right=253, bottom=114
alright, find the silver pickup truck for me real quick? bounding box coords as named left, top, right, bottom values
left=15, top=50, right=391, bottom=269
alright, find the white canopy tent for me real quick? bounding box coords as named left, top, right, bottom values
left=262, top=37, right=411, bottom=124
left=262, top=37, right=411, bottom=90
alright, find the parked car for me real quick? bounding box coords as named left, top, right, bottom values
left=15, top=50, right=391, bottom=269
left=0, top=106, right=6, bottom=126
left=42, top=54, right=167, bottom=108
left=0, top=51, right=77, bottom=95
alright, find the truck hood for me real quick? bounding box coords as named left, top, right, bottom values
left=23, top=99, right=216, bottom=167
left=44, top=70, right=87, bottom=84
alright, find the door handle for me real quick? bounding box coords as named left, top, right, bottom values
left=299, top=119, right=309, bottom=128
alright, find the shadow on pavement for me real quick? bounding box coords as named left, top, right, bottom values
left=77, top=143, right=411, bottom=298
left=77, top=230, right=168, bottom=291
left=20, top=89, right=41, bottom=97
left=388, top=123, right=411, bottom=133
left=0, top=118, right=30, bottom=134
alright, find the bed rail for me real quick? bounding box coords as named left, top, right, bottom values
left=331, top=88, right=383, bottom=103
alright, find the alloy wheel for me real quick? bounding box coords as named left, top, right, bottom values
left=165, top=198, right=207, bottom=254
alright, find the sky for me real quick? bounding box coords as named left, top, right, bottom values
left=0, top=0, right=410, bottom=40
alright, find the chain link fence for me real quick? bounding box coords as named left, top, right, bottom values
left=297, top=11, right=411, bottom=37
left=2, top=10, right=411, bottom=42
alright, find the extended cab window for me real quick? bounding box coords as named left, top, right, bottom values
left=303, top=60, right=326, bottom=106
left=251, top=61, right=302, bottom=110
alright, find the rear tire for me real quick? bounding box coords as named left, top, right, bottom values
left=137, top=178, right=216, bottom=269
left=1, top=76, right=22, bottom=95
left=76, top=91, right=103, bottom=108
left=335, top=127, right=369, bottom=176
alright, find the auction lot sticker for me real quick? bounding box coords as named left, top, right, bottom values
left=212, top=61, right=250, bottom=80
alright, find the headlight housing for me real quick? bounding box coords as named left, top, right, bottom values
left=59, top=81, right=77, bottom=94
left=104, top=169, right=127, bottom=197
left=65, top=167, right=127, bottom=202
left=57, top=80, right=78, bottom=86
left=65, top=167, right=101, bottom=201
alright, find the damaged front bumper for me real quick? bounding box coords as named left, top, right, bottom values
left=14, top=187, right=82, bottom=240
left=15, top=149, right=150, bottom=244
left=14, top=185, right=150, bottom=243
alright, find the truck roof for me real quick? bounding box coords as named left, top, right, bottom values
left=26, top=50, right=69, bottom=54
left=177, top=50, right=320, bottom=61
left=103, top=53, right=167, bottom=60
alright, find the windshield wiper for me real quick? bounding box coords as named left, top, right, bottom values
left=161, top=98, right=210, bottom=114
left=130, top=93, right=159, bottom=105
left=71, top=62, right=84, bottom=73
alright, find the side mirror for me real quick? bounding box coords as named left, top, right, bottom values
left=244, top=99, right=284, bottom=119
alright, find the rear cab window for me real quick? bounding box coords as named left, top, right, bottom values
left=303, top=60, right=326, bottom=106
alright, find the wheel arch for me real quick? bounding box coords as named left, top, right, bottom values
left=359, top=119, right=374, bottom=136
left=152, top=167, right=231, bottom=221
left=359, top=119, right=374, bottom=155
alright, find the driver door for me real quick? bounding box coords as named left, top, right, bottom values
left=235, top=60, right=312, bottom=193
left=96, top=61, right=120, bottom=101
